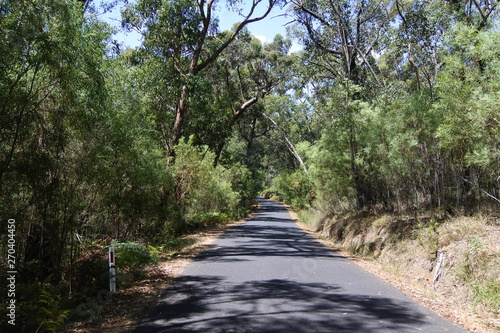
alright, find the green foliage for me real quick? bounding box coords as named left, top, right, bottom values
left=306, top=134, right=355, bottom=209
left=267, top=170, right=314, bottom=209
left=82, top=54, right=171, bottom=241
left=473, top=280, right=500, bottom=314
left=169, top=138, right=241, bottom=233
left=274, top=1, right=499, bottom=215
left=162, top=238, right=198, bottom=252
left=2, top=279, right=72, bottom=332
left=456, top=237, right=500, bottom=314
left=191, top=212, right=231, bottom=228
left=437, top=24, right=500, bottom=169
left=1, top=0, right=499, bottom=329
left=36, top=286, right=71, bottom=332
left=113, top=241, right=159, bottom=270
left=0, top=0, right=112, bottom=284
left=227, top=162, right=260, bottom=207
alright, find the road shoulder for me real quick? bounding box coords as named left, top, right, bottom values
left=285, top=204, right=493, bottom=333
left=66, top=218, right=248, bottom=333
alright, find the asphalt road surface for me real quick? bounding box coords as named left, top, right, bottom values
left=134, top=198, right=466, bottom=333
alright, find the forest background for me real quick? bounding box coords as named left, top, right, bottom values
left=0, top=0, right=499, bottom=331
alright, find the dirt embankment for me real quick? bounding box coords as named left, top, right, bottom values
left=294, top=208, right=500, bottom=333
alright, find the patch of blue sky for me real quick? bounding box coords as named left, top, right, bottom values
left=93, top=0, right=302, bottom=53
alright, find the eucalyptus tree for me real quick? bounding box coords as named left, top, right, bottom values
left=380, top=0, right=498, bottom=95
left=208, top=32, right=295, bottom=166
left=291, top=0, right=389, bottom=208
left=384, top=0, right=448, bottom=95
left=291, top=0, right=388, bottom=87
left=122, top=0, right=285, bottom=159
left=285, top=0, right=499, bottom=213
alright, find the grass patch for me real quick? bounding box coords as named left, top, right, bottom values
left=474, top=279, right=500, bottom=314
left=455, top=235, right=500, bottom=315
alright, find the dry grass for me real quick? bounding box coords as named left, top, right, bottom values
left=295, top=208, right=500, bottom=333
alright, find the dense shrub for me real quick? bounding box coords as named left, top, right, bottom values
left=113, top=241, right=159, bottom=271
left=169, top=138, right=242, bottom=233
left=266, top=170, right=314, bottom=209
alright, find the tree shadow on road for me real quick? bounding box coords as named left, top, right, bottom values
left=130, top=199, right=457, bottom=333
left=254, top=198, right=289, bottom=213
left=133, top=275, right=428, bottom=333
left=195, top=220, right=344, bottom=263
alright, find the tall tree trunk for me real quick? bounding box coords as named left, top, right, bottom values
left=166, top=1, right=277, bottom=160
left=170, top=84, right=189, bottom=158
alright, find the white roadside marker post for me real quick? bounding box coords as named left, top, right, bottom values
left=109, top=247, right=116, bottom=293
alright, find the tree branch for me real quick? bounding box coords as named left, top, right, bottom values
left=261, top=111, right=308, bottom=175
left=195, top=0, right=277, bottom=74
left=459, top=174, right=500, bottom=203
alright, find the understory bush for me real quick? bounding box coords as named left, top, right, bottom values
left=112, top=241, right=159, bottom=271
left=169, top=138, right=242, bottom=233
left=265, top=170, right=314, bottom=209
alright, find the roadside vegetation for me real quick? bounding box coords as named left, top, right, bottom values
left=1, top=0, right=498, bottom=332
left=295, top=211, right=499, bottom=331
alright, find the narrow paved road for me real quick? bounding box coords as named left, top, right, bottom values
left=135, top=198, right=465, bottom=332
